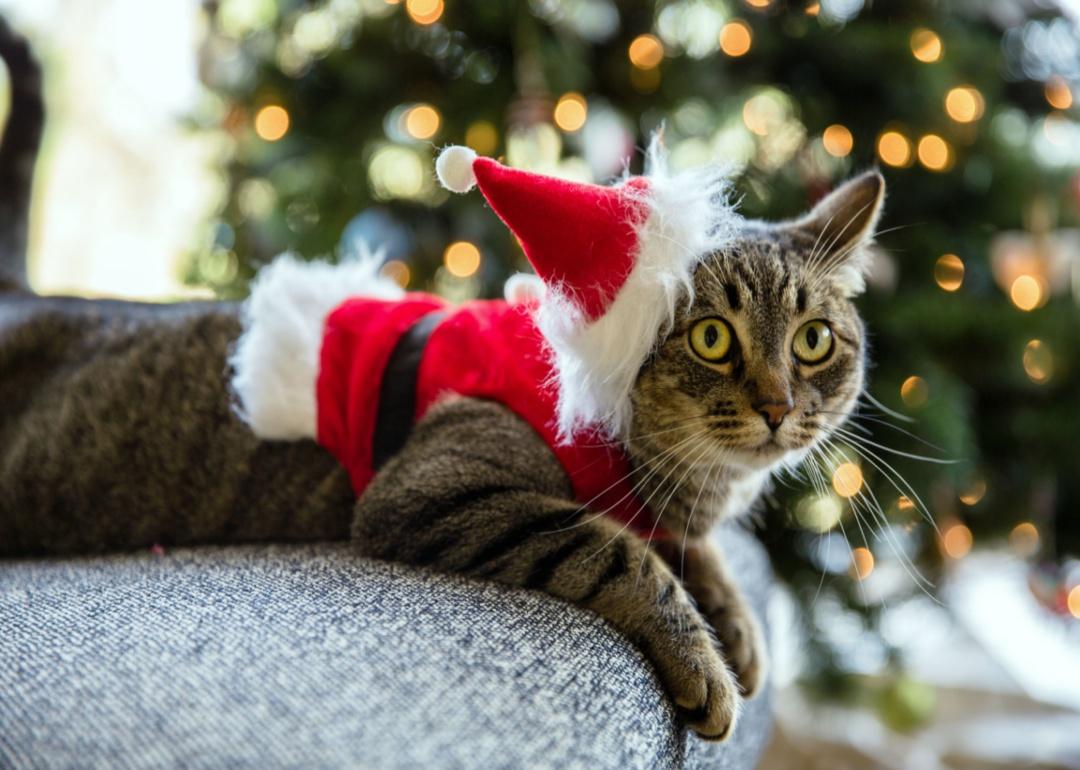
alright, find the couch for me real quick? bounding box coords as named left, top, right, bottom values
left=0, top=524, right=772, bottom=769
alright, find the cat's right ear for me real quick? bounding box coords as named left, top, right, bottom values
left=784, top=170, right=885, bottom=296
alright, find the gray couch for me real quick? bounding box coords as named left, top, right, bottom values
left=0, top=525, right=772, bottom=769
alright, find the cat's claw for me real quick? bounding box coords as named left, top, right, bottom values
left=650, top=629, right=742, bottom=741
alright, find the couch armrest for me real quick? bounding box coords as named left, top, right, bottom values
left=0, top=524, right=771, bottom=769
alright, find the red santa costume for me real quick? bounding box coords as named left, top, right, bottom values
left=230, top=141, right=739, bottom=538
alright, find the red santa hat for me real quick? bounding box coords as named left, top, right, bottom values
left=436, top=140, right=741, bottom=441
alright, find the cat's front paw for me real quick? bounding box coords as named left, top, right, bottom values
left=645, top=624, right=742, bottom=741
left=703, top=601, right=767, bottom=698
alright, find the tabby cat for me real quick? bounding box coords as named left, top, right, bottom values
left=0, top=24, right=882, bottom=741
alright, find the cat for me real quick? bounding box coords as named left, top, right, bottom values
left=0, top=22, right=882, bottom=741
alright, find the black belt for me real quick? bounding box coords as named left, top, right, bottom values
left=371, top=310, right=448, bottom=470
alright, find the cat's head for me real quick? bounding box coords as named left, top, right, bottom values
left=628, top=171, right=883, bottom=478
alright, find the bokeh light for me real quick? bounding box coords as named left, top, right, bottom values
left=934, top=254, right=964, bottom=291
left=405, top=0, right=444, bottom=25
left=1009, top=275, right=1045, bottom=311
left=900, top=375, right=929, bottom=408
left=832, top=462, right=863, bottom=498
left=719, top=21, right=752, bottom=57
left=1023, top=339, right=1054, bottom=384
left=465, top=120, right=498, bottom=155
left=628, top=34, right=664, bottom=69
left=910, top=28, right=943, bottom=63
left=877, top=130, right=913, bottom=167
left=941, top=522, right=973, bottom=559
left=850, top=547, right=875, bottom=580
left=744, top=0, right=772, bottom=9
left=1044, top=76, right=1073, bottom=110
left=822, top=124, right=853, bottom=157
left=959, top=479, right=986, bottom=506
left=404, top=104, right=441, bottom=140
left=945, top=86, right=985, bottom=123
left=795, top=493, right=843, bottom=533
left=917, top=133, right=953, bottom=171
left=1069, top=586, right=1080, bottom=620
left=444, top=241, right=481, bottom=278
left=254, top=105, right=290, bottom=141
left=553, top=93, right=588, bottom=132
left=805, top=2, right=820, bottom=15
left=897, top=496, right=915, bottom=512
left=379, top=259, right=411, bottom=288
left=1008, top=522, right=1039, bottom=557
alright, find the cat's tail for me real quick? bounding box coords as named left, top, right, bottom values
left=0, top=15, right=43, bottom=294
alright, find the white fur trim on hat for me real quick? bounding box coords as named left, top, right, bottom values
left=436, top=145, right=478, bottom=193
left=230, top=252, right=404, bottom=440
left=538, top=136, right=742, bottom=441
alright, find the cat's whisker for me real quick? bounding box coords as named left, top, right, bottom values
left=817, top=438, right=936, bottom=598
left=831, top=425, right=956, bottom=465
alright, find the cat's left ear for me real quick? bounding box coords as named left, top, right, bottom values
left=783, top=170, right=885, bottom=296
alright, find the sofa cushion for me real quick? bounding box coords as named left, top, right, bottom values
left=0, top=524, right=772, bottom=769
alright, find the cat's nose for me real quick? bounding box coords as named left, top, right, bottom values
left=755, top=400, right=793, bottom=430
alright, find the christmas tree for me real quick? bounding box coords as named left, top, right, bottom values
left=193, top=0, right=1080, bottom=713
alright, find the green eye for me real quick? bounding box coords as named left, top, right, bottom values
left=689, top=318, right=734, bottom=363
left=793, top=320, right=834, bottom=364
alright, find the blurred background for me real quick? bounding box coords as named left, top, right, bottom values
left=1, top=0, right=1078, bottom=767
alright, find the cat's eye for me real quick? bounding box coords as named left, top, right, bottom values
left=793, top=320, right=834, bottom=364
left=688, top=318, right=734, bottom=363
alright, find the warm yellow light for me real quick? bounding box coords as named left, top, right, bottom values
left=628, top=34, right=664, bottom=70
left=405, top=0, right=443, bottom=25
left=945, top=86, right=985, bottom=123
left=553, top=92, right=588, bottom=133
left=465, top=120, right=498, bottom=156
left=832, top=463, right=863, bottom=498
left=917, top=134, right=952, bottom=171
left=254, top=105, right=290, bottom=142
left=1009, top=275, right=1044, bottom=311
left=877, top=130, right=912, bottom=167
left=744, top=0, right=772, bottom=8
left=379, top=260, right=411, bottom=288
left=934, top=254, right=964, bottom=291
left=900, top=375, right=929, bottom=408
left=1045, top=76, right=1073, bottom=110
left=404, top=104, right=441, bottom=140
left=897, top=496, right=915, bottom=511
left=959, top=479, right=986, bottom=506
left=910, top=28, right=943, bottom=63
left=1009, top=522, right=1039, bottom=557
left=719, top=21, right=752, bottom=57
left=1023, top=339, right=1054, bottom=384
left=444, top=241, right=481, bottom=278
left=805, top=2, right=820, bottom=16
left=942, top=523, right=973, bottom=559
left=850, top=547, right=875, bottom=580
left=1068, top=585, right=1080, bottom=620
left=822, top=124, right=853, bottom=157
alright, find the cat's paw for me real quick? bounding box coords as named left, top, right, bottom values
left=703, top=601, right=767, bottom=698
left=646, top=626, right=742, bottom=741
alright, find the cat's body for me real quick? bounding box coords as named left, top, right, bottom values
left=0, top=21, right=884, bottom=740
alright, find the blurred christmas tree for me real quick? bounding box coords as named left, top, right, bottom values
left=192, top=0, right=1080, bottom=714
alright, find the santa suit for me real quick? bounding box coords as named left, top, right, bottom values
left=316, top=293, right=656, bottom=536
left=232, top=143, right=736, bottom=544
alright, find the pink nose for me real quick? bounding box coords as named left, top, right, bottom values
left=755, top=401, right=793, bottom=430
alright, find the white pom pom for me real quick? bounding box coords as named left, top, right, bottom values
left=503, top=273, right=546, bottom=306
left=436, top=145, right=478, bottom=193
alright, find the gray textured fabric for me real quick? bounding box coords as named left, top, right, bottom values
left=0, top=525, right=772, bottom=770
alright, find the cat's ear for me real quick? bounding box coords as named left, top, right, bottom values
left=784, top=170, right=885, bottom=296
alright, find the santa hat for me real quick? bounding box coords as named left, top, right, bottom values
left=436, top=139, right=741, bottom=441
